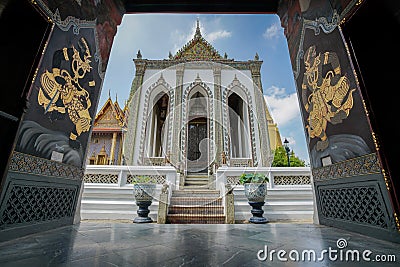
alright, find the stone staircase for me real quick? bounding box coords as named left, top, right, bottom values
left=166, top=189, right=225, bottom=224
left=183, top=173, right=209, bottom=189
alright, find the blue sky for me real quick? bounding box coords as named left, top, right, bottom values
left=99, top=13, right=310, bottom=164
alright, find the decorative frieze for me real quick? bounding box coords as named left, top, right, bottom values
left=312, top=153, right=381, bottom=181
left=127, top=175, right=166, bottom=185
left=83, top=174, right=118, bottom=183
left=9, top=152, right=84, bottom=180
left=274, top=175, right=311, bottom=185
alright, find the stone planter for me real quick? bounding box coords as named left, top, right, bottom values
left=133, top=183, right=156, bottom=223
left=244, top=183, right=268, bottom=224
left=244, top=183, right=267, bottom=202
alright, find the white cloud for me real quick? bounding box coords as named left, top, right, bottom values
left=170, top=19, right=232, bottom=53
left=205, top=30, right=232, bottom=42
left=283, top=136, right=297, bottom=146
left=170, top=29, right=193, bottom=53
left=264, top=86, right=301, bottom=127
left=263, top=22, right=281, bottom=39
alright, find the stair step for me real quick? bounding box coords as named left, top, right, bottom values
left=167, top=187, right=225, bottom=224
left=172, top=191, right=220, bottom=198
left=181, top=185, right=211, bottom=190
left=167, top=214, right=225, bottom=224
left=185, top=177, right=209, bottom=180
left=186, top=175, right=208, bottom=178
left=184, top=180, right=208, bottom=185
left=170, top=198, right=222, bottom=206
left=168, top=206, right=224, bottom=215
left=173, top=189, right=219, bottom=194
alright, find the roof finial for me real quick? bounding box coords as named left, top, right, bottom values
left=195, top=17, right=201, bottom=38
left=195, top=73, right=202, bottom=83
left=108, top=89, right=111, bottom=99
left=115, top=93, right=118, bottom=103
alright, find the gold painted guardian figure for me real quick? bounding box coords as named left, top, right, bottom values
left=302, top=45, right=355, bottom=151
left=38, top=37, right=95, bottom=149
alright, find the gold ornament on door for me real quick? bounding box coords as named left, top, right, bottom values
left=302, top=45, right=355, bottom=151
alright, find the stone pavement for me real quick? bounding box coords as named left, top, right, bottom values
left=0, top=221, right=399, bottom=266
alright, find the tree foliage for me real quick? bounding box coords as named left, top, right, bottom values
left=271, top=146, right=305, bottom=167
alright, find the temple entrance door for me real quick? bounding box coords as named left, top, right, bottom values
left=187, top=117, right=208, bottom=174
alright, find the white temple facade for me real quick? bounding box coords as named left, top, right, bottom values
left=123, top=20, right=275, bottom=186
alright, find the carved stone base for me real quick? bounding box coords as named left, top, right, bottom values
left=133, top=200, right=153, bottom=223
left=248, top=201, right=268, bottom=224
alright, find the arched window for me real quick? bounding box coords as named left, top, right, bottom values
left=228, top=92, right=251, bottom=158
left=145, top=93, right=169, bottom=157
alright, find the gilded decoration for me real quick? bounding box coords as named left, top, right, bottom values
left=302, top=45, right=355, bottom=151
left=37, top=37, right=94, bottom=141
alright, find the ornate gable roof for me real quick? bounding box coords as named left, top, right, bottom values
left=173, top=19, right=222, bottom=61
left=94, top=95, right=126, bottom=128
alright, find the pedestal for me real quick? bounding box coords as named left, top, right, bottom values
left=133, top=200, right=153, bottom=223
left=248, top=201, right=268, bottom=224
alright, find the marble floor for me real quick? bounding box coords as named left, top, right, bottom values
left=0, top=221, right=399, bottom=267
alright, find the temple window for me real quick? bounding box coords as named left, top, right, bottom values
left=228, top=92, right=251, bottom=158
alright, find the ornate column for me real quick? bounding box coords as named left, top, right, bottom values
left=250, top=60, right=271, bottom=167
left=124, top=58, right=146, bottom=165
left=109, top=132, right=117, bottom=164
left=171, top=63, right=185, bottom=173
left=213, top=65, right=223, bottom=166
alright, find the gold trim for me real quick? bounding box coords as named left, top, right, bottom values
left=70, top=133, right=77, bottom=140
left=381, top=169, right=391, bottom=192
left=63, top=47, right=69, bottom=61
left=31, top=24, right=53, bottom=86
left=394, top=213, right=400, bottom=232
left=372, top=131, right=379, bottom=151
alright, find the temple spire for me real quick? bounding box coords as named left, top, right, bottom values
left=195, top=17, right=201, bottom=38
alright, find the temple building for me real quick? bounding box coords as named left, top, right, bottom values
left=122, top=20, right=281, bottom=181
left=86, top=94, right=128, bottom=165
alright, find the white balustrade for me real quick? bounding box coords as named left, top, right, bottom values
left=84, top=165, right=178, bottom=202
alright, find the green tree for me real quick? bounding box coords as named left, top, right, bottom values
left=271, top=146, right=305, bottom=167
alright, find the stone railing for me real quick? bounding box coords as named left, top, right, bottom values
left=215, top=166, right=313, bottom=216
left=216, top=166, right=312, bottom=189
left=84, top=165, right=178, bottom=203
